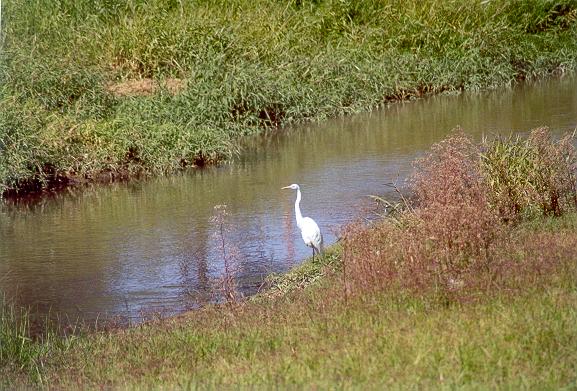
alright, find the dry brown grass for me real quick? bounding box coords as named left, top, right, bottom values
left=210, top=205, right=242, bottom=304
left=106, top=78, right=186, bottom=97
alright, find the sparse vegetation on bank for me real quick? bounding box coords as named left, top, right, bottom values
left=2, top=0, right=577, bottom=195
left=2, top=129, right=576, bottom=389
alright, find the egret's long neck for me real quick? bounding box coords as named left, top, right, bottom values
left=294, top=188, right=304, bottom=229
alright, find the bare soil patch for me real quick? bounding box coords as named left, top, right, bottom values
left=107, top=78, right=186, bottom=97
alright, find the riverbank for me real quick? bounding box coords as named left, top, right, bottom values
left=2, top=227, right=575, bottom=389
left=2, top=0, right=577, bottom=196
left=2, top=129, right=576, bottom=388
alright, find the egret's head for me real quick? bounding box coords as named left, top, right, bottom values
left=282, top=184, right=300, bottom=190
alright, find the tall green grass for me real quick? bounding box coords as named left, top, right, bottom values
left=481, top=127, right=577, bottom=220
left=0, top=297, right=71, bottom=386
left=1, top=0, right=577, bottom=193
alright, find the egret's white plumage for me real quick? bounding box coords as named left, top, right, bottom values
left=282, top=184, right=324, bottom=258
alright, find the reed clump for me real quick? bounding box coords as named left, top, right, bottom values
left=481, top=127, right=577, bottom=220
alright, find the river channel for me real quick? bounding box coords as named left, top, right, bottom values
left=1, top=75, right=576, bottom=325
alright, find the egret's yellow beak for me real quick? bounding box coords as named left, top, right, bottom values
left=281, top=186, right=290, bottom=189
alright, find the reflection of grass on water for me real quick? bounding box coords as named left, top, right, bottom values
left=2, top=0, right=577, bottom=195
left=2, top=130, right=577, bottom=388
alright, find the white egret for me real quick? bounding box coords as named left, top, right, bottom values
left=282, top=184, right=324, bottom=258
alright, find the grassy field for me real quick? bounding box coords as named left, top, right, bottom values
left=1, top=0, right=577, bottom=194
left=2, top=130, right=577, bottom=389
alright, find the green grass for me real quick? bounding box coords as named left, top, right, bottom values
left=0, top=297, right=77, bottom=387
left=53, top=285, right=577, bottom=389
left=2, top=0, right=577, bottom=193
left=258, top=245, right=341, bottom=299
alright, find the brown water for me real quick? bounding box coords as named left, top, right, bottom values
left=1, top=75, right=576, bottom=324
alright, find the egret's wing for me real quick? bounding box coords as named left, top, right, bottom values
left=301, top=217, right=323, bottom=251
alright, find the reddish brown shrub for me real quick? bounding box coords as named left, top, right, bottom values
left=342, top=131, right=502, bottom=299
left=340, top=220, right=401, bottom=296
left=462, top=227, right=577, bottom=298
left=410, top=130, right=501, bottom=275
